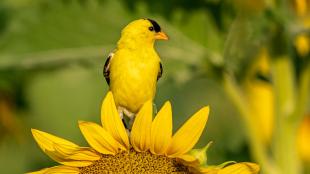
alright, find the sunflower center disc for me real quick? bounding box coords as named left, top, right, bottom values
left=79, top=148, right=191, bottom=174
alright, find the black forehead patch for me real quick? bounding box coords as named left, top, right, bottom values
left=147, top=18, right=161, bottom=32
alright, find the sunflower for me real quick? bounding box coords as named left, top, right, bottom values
left=297, top=116, right=310, bottom=161
left=28, top=92, right=259, bottom=174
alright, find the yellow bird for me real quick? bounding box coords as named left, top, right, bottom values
left=103, top=19, right=168, bottom=122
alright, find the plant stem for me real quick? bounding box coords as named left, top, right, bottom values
left=271, top=57, right=301, bottom=174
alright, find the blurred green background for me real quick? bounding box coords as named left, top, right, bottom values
left=0, top=0, right=309, bottom=173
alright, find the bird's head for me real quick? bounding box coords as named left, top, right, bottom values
left=118, top=19, right=168, bottom=47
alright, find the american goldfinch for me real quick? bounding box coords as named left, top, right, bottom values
left=103, top=19, right=168, bottom=122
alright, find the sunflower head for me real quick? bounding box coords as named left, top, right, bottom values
left=28, top=92, right=259, bottom=174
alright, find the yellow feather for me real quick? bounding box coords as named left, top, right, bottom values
left=110, top=48, right=160, bottom=113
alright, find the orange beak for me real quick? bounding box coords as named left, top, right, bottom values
left=155, top=31, right=169, bottom=40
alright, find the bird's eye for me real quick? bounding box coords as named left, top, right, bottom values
left=148, top=26, right=154, bottom=31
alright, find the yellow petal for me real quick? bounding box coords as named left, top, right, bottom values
left=166, top=106, right=210, bottom=157
left=79, top=121, right=126, bottom=155
left=53, top=144, right=99, bottom=161
left=130, top=100, right=152, bottom=152
left=31, top=129, right=78, bottom=152
left=26, top=168, right=49, bottom=174
left=31, top=129, right=94, bottom=166
left=178, top=154, right=198, bottom=162
left=297, top=116, right=310, bottom=161
left=200, top=167, right=220, bottom=174
left=178, top=154, right=200, bottom=167
left=26, top=165, right=79, bottom=174
left=44, top=151, right=93, bottom=167
left=101, top=92, right=129, bottom=149
left=150, top=101, right=172, bottom=154
left=218, top=162, right=260, bottom=174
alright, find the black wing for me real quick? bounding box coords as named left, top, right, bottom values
left=157, top=62, right=163, bottom=81
left=103, top=53, right=113, bottom=85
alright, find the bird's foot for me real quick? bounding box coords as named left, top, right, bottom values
left=118, top=107, right=128, bottom=130
left=118, top=106, right=135, bottom=133
left=122, top=108, right=135, bottom=119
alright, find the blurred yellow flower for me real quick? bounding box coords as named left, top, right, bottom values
left=244, top=48, right=274, bottom=144
left=294, top=34, right=310, bottom=57
left=297, top=116, right=310, bottom=161
left=293, top=0, right=310, bottom=57
left=294, top=0, right=310, bottom=17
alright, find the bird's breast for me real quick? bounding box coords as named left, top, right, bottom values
left=109, top=49, right=160, bottom=113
